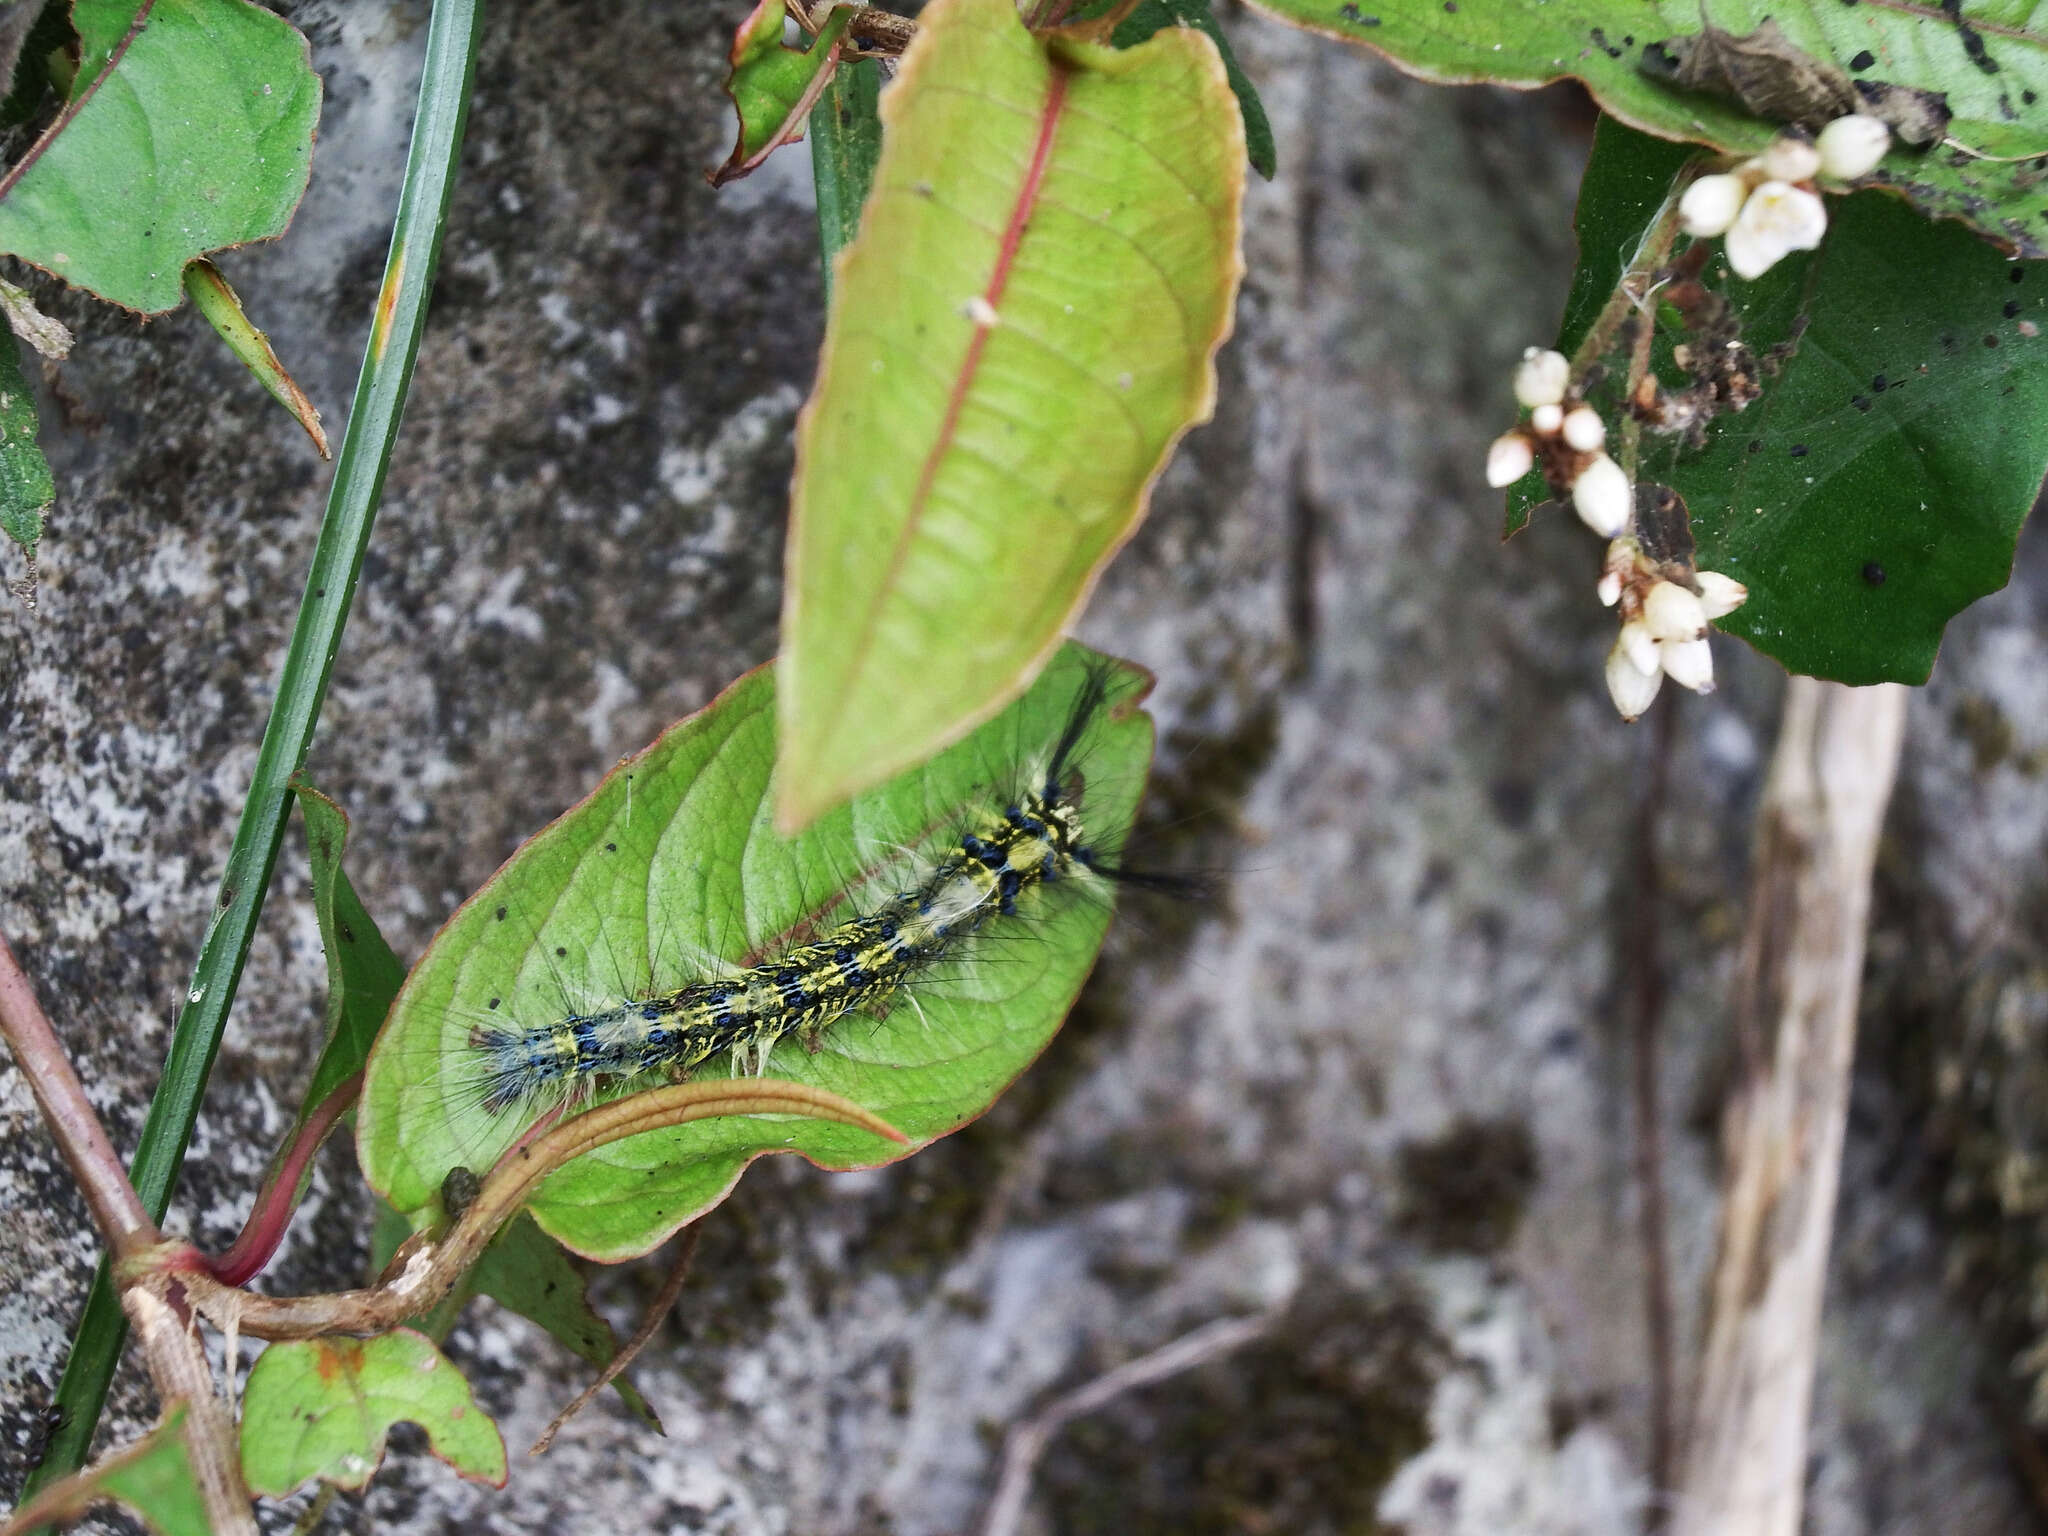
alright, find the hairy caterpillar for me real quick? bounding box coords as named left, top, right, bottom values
left=467, top=663, right=1131, bottom=1114
left=358, top=646, right=1160, bottom=1250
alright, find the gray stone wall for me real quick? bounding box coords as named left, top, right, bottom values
left=0, top=2, right=2039, bottom=1532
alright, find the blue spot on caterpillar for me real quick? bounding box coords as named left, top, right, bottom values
left=455, top=661, right=1161, bottom=1119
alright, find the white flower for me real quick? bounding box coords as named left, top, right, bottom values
left=1607, top=636, right=1665, bottom=721
left=1513, top=347, right=1570, bottom=409
left=1571, top=454, right=1632, bottom=538
left=1816, top=114, right=1890, bottom=180
left=1760, top=134, right=1821, bottom=184
left=1561, top=405, right=1605, bottom=452
left=1486, top=431, right=1535, bottom=487
left=1695, top=570, right=1749, bottom=619
left=1530, top=402, right=1564, bottom=436
left=1660, top=635, right=1716, bottom=692
left=1642, top=579, right=1708, bottom=642
left=1679, top=173, right=1750, bottom=238
left=1618, top=617, right=1660, bottom=677
left=1725, top=181, right=1827, bottom=279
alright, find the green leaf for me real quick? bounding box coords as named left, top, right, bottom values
left=1241, top=0, right=2048, bottom=254
left=1110, top=0, right=1276, bottom=179
left=206, top=782, right=405, bottom=1286
left=808, top=56, right=882, bottom=298
left=183, top=258, right=329, bottom=457
left=777, top=0, right=1242, bottom=828
left=239, top=1330, right=507, bottom=1497
left=0, top=0, right=320, bottom=314
left=1525, top=118, right=2048, bottom=684
left=710, top=0, right=852, bottom=188
left=470, top=1213, right=659, bottom=1428
left=366, top=1198, right=657, bottom=1427
left=292, top=780, right=405, bottom=1126
left=359, top=644, right=1154, bottom=1262
left=0, top=330, right=51, bottom=552
left=0, top=1407, right=209, bottom=1536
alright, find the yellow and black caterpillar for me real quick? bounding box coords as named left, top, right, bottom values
left=468, top=665, right=1133, bottom=1113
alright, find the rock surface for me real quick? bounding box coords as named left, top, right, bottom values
left=0, top=2, right=2039, bottom=1533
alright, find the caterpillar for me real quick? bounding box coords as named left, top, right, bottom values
left=465, top=662, right=1131, bottom=1115
left=359, top=647, right=1164, bottom=1234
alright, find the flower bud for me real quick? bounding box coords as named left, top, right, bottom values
left=1571, top=454, right=1631, bottom=538
left=1486, top=431, right=1535, bottom=487
left=1596, top=570, right=1622, bottom=607
left=1530, top=402, right=1564, bottom=436
left=1642, top=579, right=1708, bottom=642
left=1513, top=347, right=1570, bottom=409
left=1726, top=182, right=1827, bottom=280
left=1607, top=636, right=1665, bottom=721
left=1816, top=114, right=1890, bottom=180
left=1561, top=405, right=1605, bottom=452
left=1618, top=617, right=1659, bottom=677
left=1660, top=636, right=1716, bottom=693
left=1679, top=173, right=1749, bottom=238
left=1695, top=570, right=1749, bottom=619
left=1761, top=134, right=1821, bottom=184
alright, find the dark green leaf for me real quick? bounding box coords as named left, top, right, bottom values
left=808, top=57, right=881, bottom=297
left=471, top=1213, right=659, bottom=1428
left=1523, top=118, right=2048, bottom=684
left=1242, top=0, right=2048, bottom=253
left=291, top=781, right=404, bottom=1127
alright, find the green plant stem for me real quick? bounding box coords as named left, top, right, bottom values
left=808, top=56, right=881, bottom=301
left=21, top=0, right=485, bottom=1495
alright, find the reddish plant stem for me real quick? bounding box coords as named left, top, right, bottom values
left=0, top=0, right=159, bottom=209
left=0, top=931, right=157, bottom=1257
left=204, top=1070, right=364, bottom=1287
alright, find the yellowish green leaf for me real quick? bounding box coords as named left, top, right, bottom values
left=777, top=0, right=1242, bottom=828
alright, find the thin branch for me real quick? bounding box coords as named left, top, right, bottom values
left=1672, top=679, right=1908, bottom=1536
left=1626, top=703, right=1678, bottom=1518
left=530, top=1223, right=702, bottom=1455
left=1566, top=171, right=1690, bottom=392
left=166, top=1078, right=905, bottom=1341
left=0, top=0, right=158, bottom=209
left=123, top=1288, right=256, bottom=1536
left=0, top=931, right=156, bottom=1256
left=977, top=1311, right=1277, bottom=1536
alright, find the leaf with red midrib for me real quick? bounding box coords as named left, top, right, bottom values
left=777, top=0, right=1243, bottom=831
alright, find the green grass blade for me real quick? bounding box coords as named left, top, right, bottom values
left=20, top=0, right=485, bottom=1495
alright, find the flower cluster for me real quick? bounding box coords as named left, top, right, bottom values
left=1486, top=348, right=1631, bottom=538
left=1677, top=116, right=1891, bottom=280
left=1485, top=347, right=1751, bottom=719
left=1598, top=535, right=1748, bottom=720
